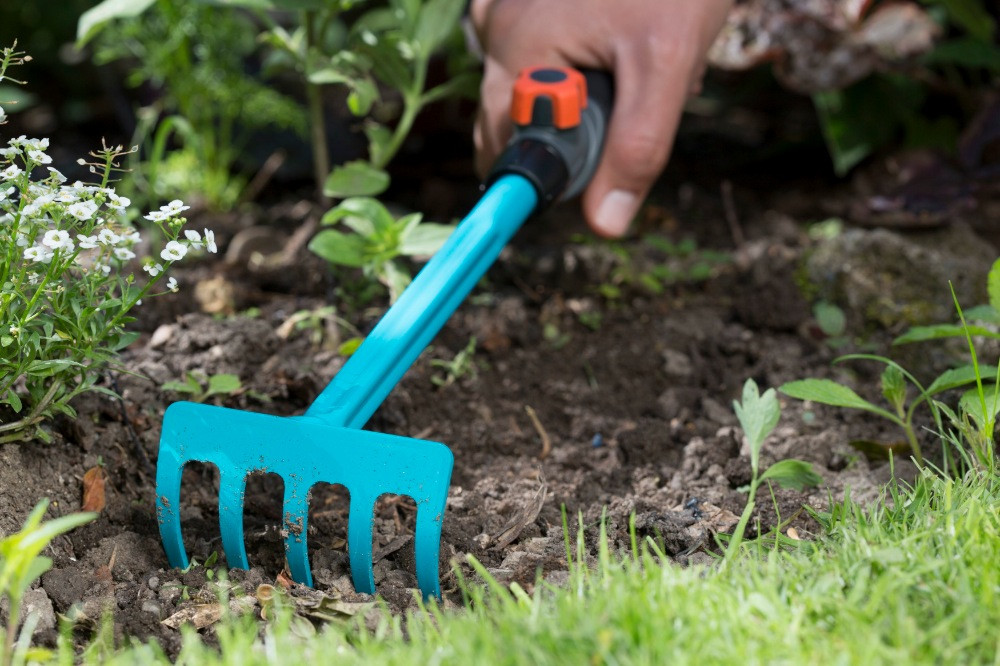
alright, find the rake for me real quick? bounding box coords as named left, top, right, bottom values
left=156, top=66, right=613, bottom=599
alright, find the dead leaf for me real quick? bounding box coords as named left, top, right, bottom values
left=491, top=482, right=548, bottom=550
left=787, top=527, right=801, bottom=540
left=82, top=466, right=107, bottom=513
left=276, top=570, right=295, bottom=590
left=161, top=603, right=224, bottom=630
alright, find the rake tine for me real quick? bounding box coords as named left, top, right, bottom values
left=218, top=471, right=250, bottom=570
left=414, top=497, right=447, bottom=600
left=155, top=448, right=189, bottom=570
left=347, top=493, right=376, bottom=594
left=282, top=476, right=313, bottom=587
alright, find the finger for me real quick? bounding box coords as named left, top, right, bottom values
left=582, top=42, right=700, bottom=237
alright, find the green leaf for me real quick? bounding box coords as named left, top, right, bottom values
left=813, top=301, right=846, bottom=337
left=323, top=161, right=390, bottom=198
left=98, top=299, right=123, bottom=311
left=960, top=385, right=1000, bottom=433
left=347, top=78, right=379, bottom=116
left=324, top=197, right=396, bottom=236
left=413, top=0, right=464, bottom=55
left=76, top=0, right=158, bottom=45
left=308, top=230, right=369, bottom=268
left=780, top=379, right=894, bottom=419
left=881, top=366, right=906, bottom=413
left=925, top=364, right=1000, bottom=396
left=381, top=260, right=412, bottom=303
left=195, top=0, right=330, bottom=9
left=206, top=374, right=242, bottom=397
left=399, top=222, right=454, bottom=256
left=931, top=0, right=996, bottom=41
left=338, top=337, right=363, bottom=356
left=988, top=258, right=1000, bottom=313
left=112, top=331, right=142, bottom=352
left=759, top=459, right=824, bottom=491
left=732, top=379, right=781, bottom=473
left=5, top=389, right=22, bottom=414
left=893, top=323, right=1000, bottom=344
left=1, top=335, right=13, bottom=347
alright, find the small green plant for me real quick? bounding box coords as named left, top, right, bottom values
left=784, top=263, right=1000, bottom=470
left=78, top=0, right=307, bottom=211
left=430, top=336, right=478, bottom=388
left=0, top=44, right=215, bottom=443
left=727, top=378, right=823, bottom=557
left=308, top=196, right=453, bottom=302
left=275, top=305, right=363, bottom=354
left=162, top=372, right=242, bottom=404
left=0, top=499, right=96, bottom=666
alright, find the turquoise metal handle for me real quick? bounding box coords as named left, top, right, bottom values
left=304, top=174, right=539, bottom=427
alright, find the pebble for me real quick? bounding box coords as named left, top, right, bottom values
left=141, top=601, right=161, bottom=618
left=146, top=575, right=159, bottom=591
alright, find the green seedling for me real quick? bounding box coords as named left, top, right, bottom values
left=430, top=337, right=478, bottom=388
left=727, top=379, right=822, bottom=558
left=308, top=197, right=454, bottom=302
left=0, top=499, right=96, bottom=666
left=276, top=305, right=363, bottom=355
left=162, top=372, right=242, bottom=404
left=785, top=271, right=1000, bottom=470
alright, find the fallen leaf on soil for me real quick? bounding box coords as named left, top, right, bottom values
left=275, top=570, right=294, bottom=590
left=81, top=466, right=107, bottom=513
left=162, top=603, right=224, bottom=630
left=491, top=482, right=548, bottom=550
left=256, top=583, right=374, bottom=625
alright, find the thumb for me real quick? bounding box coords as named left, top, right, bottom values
left=582, top=49, right=695, bottom=237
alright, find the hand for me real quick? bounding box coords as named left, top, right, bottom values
left=471, top=0, right=733, bottom=237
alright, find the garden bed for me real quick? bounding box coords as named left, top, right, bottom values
left=6, top=146, right=988, bottom=654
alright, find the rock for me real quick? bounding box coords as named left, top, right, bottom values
left=21, top=588, right=56, bottom=634
left=805, top=223, right=994, bottom=330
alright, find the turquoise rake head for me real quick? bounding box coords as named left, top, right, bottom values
left=155, top=67, right=612, bottom=599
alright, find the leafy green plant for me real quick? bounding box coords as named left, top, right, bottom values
left=308, top=196, right=453, bottom=302
left=727, top=379, right=823, bottom=557
left=430, top=337, right=478, bottom=388
left=251, top=0, right=476, bottom=198
left=1, top=499, right=96, bottom=666
left=78, top=0, right=306, bottom=210
left=0, top=44, right=215, bottom=443
left=161, top=372, right=242, bottom=403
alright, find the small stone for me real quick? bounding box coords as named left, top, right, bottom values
left=141, top=600, right=161, bottom=618
left=149, top=325, right=174, bottom=348
left=662, top=349, right=693, bottom=378
left=146, top=575, right=160, bottom=591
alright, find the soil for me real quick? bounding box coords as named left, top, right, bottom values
left=1, top=98, right=997, bottom=655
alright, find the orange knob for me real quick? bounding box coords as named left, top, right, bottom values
left=510, top=67, right=588, bottom=130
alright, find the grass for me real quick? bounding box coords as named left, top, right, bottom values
left=64, top=467, right=1000, bottom=665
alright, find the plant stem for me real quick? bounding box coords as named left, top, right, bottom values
left=303, top=10, right=331, bottom=205
left=0, top=379, right=63, bottom=438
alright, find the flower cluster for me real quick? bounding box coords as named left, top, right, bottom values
left=1, top=132, right=217, bottom=443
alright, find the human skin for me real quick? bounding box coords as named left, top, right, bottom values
left=470, top=0, right=734, bottom=237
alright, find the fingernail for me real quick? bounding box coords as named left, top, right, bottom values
left=594, top=190, right=639, bottom=237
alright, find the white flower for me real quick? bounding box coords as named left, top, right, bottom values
left=0, top=186, right=14, bottom=203
left=8, top=325, right=18, bottom=337
left=106, top=192, right=130, bottom=212
left=26, top=272, right=40, bottom=285
left=97, top=228, right=121, bottom=246
left=160, top=240, right=187, bottom=261
left=54, top=188, right=79, bottom=203
left=167, top=276, right=178, bottom=292
left=161, top=199, right=189, bottom=215
left=93, top=262, right=111, bottom=276
left=114, top=247, right=136, bottom=261
left=27, top=149, right=51, bottom=165
left=23, top=245, right=53, bottom=263
left=42, top=229, right=74, bottom=251
left=184, top=229, right=203, bottom=249
left=1, top=165, right=22, bottom=181
left=15, top=232, right=29, bottom=247
left=0, top=106, right=5, bottom=123
left=203, top=228, right=217, bottom=253
left=143, top=262, right=163, bottom=277
left=67, top=200, right=98, bottom=221
left=77, top=234, right=98, bottom=249
left=47, top=167, right=67, bottom=183
left=125, top=230, right=142, bottom=244
left=144, top=210, right=168, bottom=222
